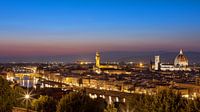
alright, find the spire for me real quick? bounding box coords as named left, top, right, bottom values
left=180, top=49, right=183, bottom=55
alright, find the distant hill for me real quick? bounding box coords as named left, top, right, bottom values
left=0, top=51, right=200, bottom=64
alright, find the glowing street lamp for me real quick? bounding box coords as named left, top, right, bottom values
left=25, top=94, right=30, bottom=99
left=24, top=93, right=31, bottom=112
left=18, top=90, right=34, bottom=112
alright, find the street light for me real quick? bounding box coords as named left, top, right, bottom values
left=21, top=90, right=33, bottom=112
left=17, top=89, right=35, bottom=112
left=25, top=94, right=30, bottom=99
left=24, top=93, right=30, bottom=112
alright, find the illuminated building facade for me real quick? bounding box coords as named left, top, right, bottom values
left=95, top=52, right=101, bottom=67
left=174, top=49, right=189, bottom=67
left=94, top=52, right=130, bottom=75
left=155, top=56, right=160, bottom=71
left=94, top=52, right=118, bottom=69
left=153, top=49, right=191, bottom=71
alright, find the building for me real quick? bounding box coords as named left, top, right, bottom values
left=96, top=52, right=101, bottom=67
left=155, top=56, right=160, bottom=71
left=153, top=49, right=191, bottom=71
left=94, top=52, right=118, bottom=69
left=93, top=52, right=130, bottom=75
left=174, top=49, right=189, bottom=67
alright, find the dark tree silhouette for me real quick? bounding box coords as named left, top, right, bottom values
left=0, top=77, right=14, bottom=112
left=57, top=92, right=106, bottom=112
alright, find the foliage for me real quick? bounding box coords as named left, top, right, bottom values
left=184, top=97, right=200, bottom=112
left=56, top=92, right=106, bottom=112
left=32, top=95, right=57, bottom=112
left=104, top=104, right=117, bottom=112
left=0, top=76, right=14, bottom=112
left=151, top=89, right=185, bottom=112
left=123, top=89, right=200, bottom=112
left=12, top=86, right=25, bottom=107
left=93, top=97, right=107, bottom=112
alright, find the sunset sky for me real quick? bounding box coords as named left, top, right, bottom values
left=0, top=0, right=200, bottom=56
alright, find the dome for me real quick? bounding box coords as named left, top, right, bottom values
left=174, top=49, right=188, bottom=67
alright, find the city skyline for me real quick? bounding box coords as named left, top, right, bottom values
left=0, top=0, right=200, bottom=57
left=1, top=1, right=200, bottom=111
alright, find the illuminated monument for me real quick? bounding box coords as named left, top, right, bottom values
left=174, top=49, right=189, bottom=67
left=155, top=56, right=160, bottom=71
left=94, top=51, right=118, bottom=69
left=94, top=52, right=130, bottom=75
left=153, top=49, right=191, bottom=71
left=95, top=52, right=101, bottom=68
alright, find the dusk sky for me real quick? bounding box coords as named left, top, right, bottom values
left=0, top=0, right=200, bottom=56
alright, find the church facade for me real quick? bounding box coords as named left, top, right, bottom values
left=153, top=49, right=191, bottom=71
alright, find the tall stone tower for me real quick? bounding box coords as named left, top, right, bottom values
left=155, top=56, right=160, bottom=70
left=95, top=52, right=100, bottom=67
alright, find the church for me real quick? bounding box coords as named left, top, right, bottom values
left=153, top=49, right=191, bottom=71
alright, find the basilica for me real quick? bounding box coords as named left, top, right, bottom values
left=153, top=49, right=191, bottom=71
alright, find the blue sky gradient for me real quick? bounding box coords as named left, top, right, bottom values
left=0, top=0, right=200, bottom=56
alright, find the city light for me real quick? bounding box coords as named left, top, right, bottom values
left=0, top=0, right=200, bottom=112
left=25, top=94, right=30, bottom=99
left=139, top=62, right=143, bottom=67
left=18, top=90, right=34, bottom=104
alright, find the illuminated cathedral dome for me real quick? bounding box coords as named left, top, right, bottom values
left=174, top=49, right=188, bottom=67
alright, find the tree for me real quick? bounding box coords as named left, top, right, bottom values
left=185, top=97, right=200, bottom=112
left=32, top=95, right=57, bottom=112
left=93, top=97, right=107, bottom=112
left=0, top=76, right=14, bottom=112
left=56, top=92, right=106, bottom=112
left=104, top=104, right=117, bottom=112
left=124, top=94, right=152, bottom=112
left=125, top=89, right=191, bottom=112
left=151, top=89, right=185, bottom=112
left=12, top=86, right=26, bottom=107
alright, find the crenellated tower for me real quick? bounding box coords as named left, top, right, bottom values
left=95, top=52, right=100, bottom=67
